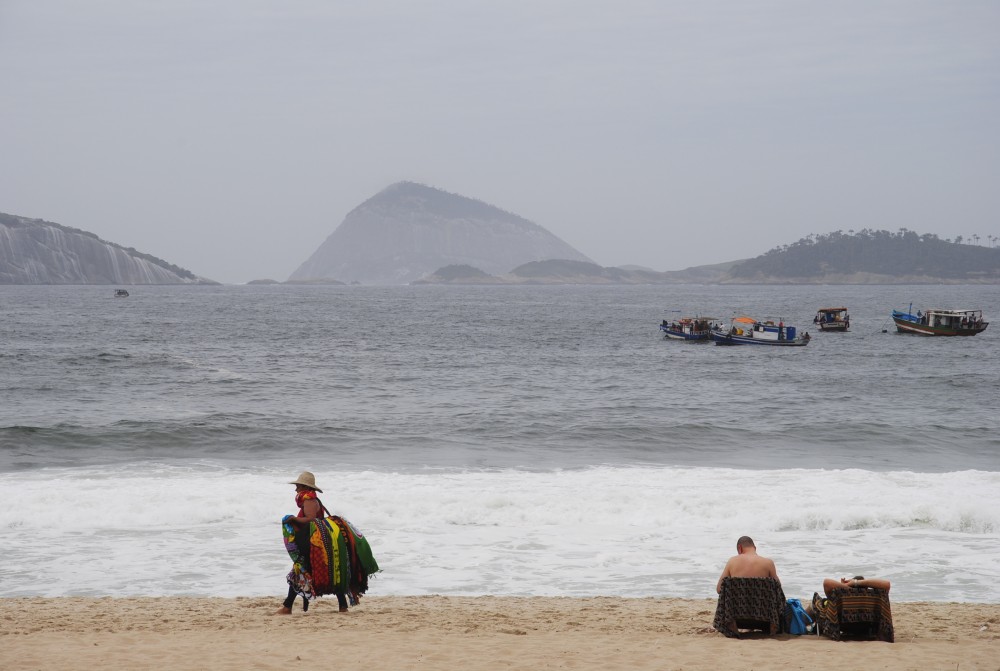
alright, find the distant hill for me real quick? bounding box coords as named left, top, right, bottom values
left=725, top=229, right=1000, bottom=283
left=414, top=258, right=737, bottom=285
left=0, top=212, right=214, bottom=285
left=512, top=259, right=636, bottom=283
left=289, top=182, right=594, bottom=285
left=411, top=264, right=504, bottom=285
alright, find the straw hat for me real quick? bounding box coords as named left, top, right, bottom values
left=289, top=471, right=323, bottom=493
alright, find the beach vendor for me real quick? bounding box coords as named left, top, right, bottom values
left=275, top=471, right=349, bottom=614
left=276, top=471, right=380, bottom=615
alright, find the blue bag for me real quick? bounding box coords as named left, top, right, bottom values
left=785, top=598, right=813, bottom=635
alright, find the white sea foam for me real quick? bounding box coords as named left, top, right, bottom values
left=1, top=463, right=998, bottom=602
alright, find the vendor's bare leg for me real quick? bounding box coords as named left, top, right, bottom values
left=274, top=606, right=292, bottom=615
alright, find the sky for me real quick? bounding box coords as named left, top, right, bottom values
left=1, top=1, right=998, bottom=284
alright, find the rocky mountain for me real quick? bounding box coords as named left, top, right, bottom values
left=289, top=182, right=594, bottom=285
left=0, top=212, right=213, bottom=284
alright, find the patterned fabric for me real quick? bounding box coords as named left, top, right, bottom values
left=713, top=577, right=787, bottom=638
left=338, top=517, right=380, bottom=575
left=309, top=516, right=349, bottom=595
left=812, top=588, right=894, bottom=642
left=282, top=515, right=316, bottom=602
left=328, top=516, right=380, bottom=604
left=283, top=514, right=380, bottom=605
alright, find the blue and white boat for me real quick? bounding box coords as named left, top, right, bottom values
left=710, top=316, right=810, bottom=346
left=659, top=316, right=721, bottom=341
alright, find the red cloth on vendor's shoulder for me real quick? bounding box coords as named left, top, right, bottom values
left=295, top=489, right=320, bottom=517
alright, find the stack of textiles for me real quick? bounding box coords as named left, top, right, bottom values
left=283, top=515, right=379, bottom=604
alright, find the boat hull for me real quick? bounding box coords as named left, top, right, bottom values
left=710, top=331, right=808, bottom=346
left=892, top=317, right=987, bottom=336
left=817, top=322, right=848, bottom=332
left=660, top=326, right=712, bottom=341
left=659, top=317, right=720, bottom=342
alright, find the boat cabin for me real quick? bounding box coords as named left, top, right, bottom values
left=918, top=308, right=984, bottom=329
left=814, top=306, right=849, bottom=331
left=815, top=307, right=848, bottom=323
left=729, top=317, right=797, bottom=341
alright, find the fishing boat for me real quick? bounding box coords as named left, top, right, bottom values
left=659, top=316, right=721, bottom=341
left=813, top=307, right=849, bottom=332
left=114, top=288, right=129, bottom=297
left=891, top=305, right=988, bottom=336
left=710, top=316, right=810, bottom=346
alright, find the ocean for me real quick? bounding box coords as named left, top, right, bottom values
left=1, top=283, right=998, bottom=603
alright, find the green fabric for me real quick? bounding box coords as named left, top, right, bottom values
left=354, top=534, right=379, bottom=576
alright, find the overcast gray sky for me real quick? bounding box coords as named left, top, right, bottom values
left=2, top=1, right=998, bottom=283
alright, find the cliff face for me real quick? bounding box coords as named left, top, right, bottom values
left=0, top=213, right=211, bottom=285
left=289, top=182, right=594, bottom=285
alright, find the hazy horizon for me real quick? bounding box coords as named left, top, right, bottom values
left=2, top=1, right=998, bottom=283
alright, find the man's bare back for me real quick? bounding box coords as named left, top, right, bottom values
left=716, top=536, right=779, bottom=593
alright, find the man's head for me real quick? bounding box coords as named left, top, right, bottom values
left=736, top=536, right=755, bottom=554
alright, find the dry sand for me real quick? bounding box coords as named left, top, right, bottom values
left=1, top=596, right=997, bottom=670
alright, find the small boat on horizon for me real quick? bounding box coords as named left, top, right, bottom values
left=115, top=288, right=129, bottom=297
left=659, top=316, right=721, bottom=341
left=710, top=316, right=810, bottom=346
left=813, top=307, right=849, bottom=332
left=891, top=305, right=988, bottom=336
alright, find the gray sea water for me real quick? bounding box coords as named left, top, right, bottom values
left=1, top=284, right=998, bottom=601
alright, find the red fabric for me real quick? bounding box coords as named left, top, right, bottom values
left=295, top=489, right=320, bottom=517
left=311, top=540, right=331, bottom=592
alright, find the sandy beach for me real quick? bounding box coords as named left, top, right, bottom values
left=1, top=596, right=996, bottom=670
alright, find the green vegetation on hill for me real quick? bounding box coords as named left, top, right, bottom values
left=430, top=264, right=492, bottom=280
left=512, top=259, right=628, bottom=280
left=730, top=229, right=1000, bottom=281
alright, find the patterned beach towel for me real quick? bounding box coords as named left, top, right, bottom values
left=812, top=588, right=894, bottom=642
left=328, top=516, right=380, bottom=598
left=713, top=577, right=787, bottom=638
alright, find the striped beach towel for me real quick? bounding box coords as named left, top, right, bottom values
left=812, top=588, right=894, bottom=642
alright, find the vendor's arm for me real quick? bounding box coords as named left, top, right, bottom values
left=289, top=498, right=323, bottom=525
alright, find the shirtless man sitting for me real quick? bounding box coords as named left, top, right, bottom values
left=716, top=536, right=780, bottom=594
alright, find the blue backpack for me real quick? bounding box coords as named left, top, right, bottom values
left=785, top=598, right=813, bottom=635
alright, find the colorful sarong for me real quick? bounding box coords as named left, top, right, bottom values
left=713, top=577, right=787, bottom=638
left=812, top=588, right=894, bottom=642
left=283, top=514, right=379, bottom=604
